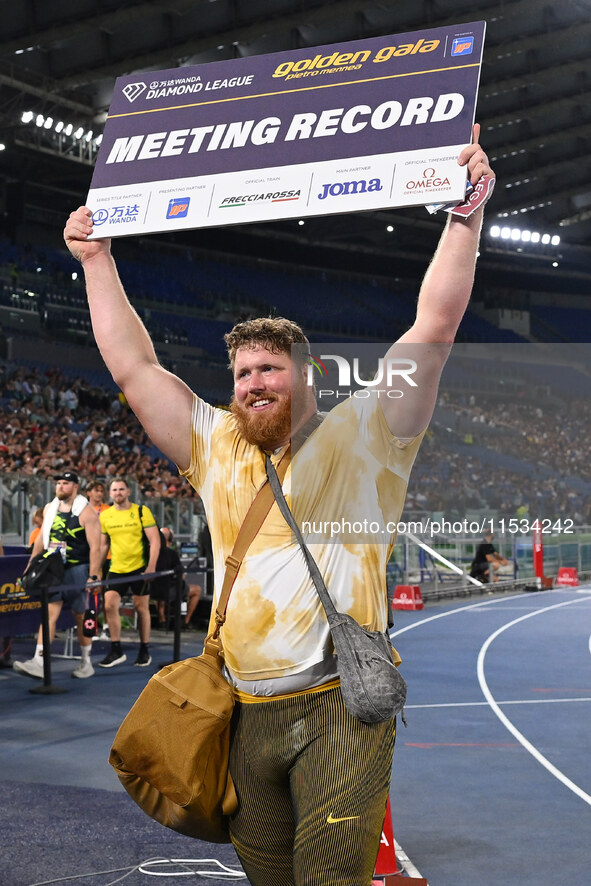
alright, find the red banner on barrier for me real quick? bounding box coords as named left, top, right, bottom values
left=393, top=585, right=424, bottom=610
left=556, top=567, right=579, bottom=586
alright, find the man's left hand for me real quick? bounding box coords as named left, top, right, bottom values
left=457, top=123, right=494, bottom=186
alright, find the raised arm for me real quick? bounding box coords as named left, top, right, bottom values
left=401, top=126, right=490, bottom=345
left=381, top=124, right=494, bottom=438
left=63, top=208, right=194, bottom=470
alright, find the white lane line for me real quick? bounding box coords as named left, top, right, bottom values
left=394, top=839, right=426, bottom=880
left=390, top=588, right=591, bottom=639
left=406, top=697, right=591, bottom=709
left=477, top=597, right=591, bottom=806
left=390, top=591, right=547, bottom=639
left=463, top=605, right=576, bottom=612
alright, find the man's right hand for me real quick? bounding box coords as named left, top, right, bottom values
left=64, top=206, right=111, bottom=265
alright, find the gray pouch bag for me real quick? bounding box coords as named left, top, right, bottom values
left=326, top=611, right=407, bottom=723
left=265, top=455, right=407, bottom=724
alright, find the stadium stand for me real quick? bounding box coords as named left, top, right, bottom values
left=1, top=233, right=533, bottom=371
left=2, top=229, right=591, bottom=538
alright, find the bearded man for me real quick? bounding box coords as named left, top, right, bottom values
left=64, top=127, right=494, bottom=886
left=13, top=470, right=102, bottom=680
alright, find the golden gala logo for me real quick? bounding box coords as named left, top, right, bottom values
left=272, top=38, right=441, bottom=80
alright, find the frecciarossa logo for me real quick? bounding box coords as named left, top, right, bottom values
left=219, top=190, right=301, bottom=208
left=317, top=178, right=383, bottom=200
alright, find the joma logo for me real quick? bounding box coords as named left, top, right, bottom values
left=318, top=178, right=383, bottom=200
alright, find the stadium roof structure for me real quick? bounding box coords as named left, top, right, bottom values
left=0, top=0, right=589, bottom=297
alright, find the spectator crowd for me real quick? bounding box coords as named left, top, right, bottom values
left=2, top=362, right=591, bottom=528
left=407, top=393, right=591, bottom=525
left=0, top=363, right=196, bottom=499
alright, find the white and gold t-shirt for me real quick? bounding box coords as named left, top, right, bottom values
left=180, top=393, right=423, bottom=693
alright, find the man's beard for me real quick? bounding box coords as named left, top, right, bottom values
left=230, top=383, right=307, bottom=449
left=230, top=392, right=292, bottom=449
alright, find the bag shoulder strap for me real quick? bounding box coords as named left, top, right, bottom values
left=205, top=448, right=290, bottom=654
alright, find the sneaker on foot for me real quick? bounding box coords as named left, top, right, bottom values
left=98, top=649, right=127, bottom=668
left=13, top=658, right=44, bottom=679
left=72, top=659, right=95, bottom=679
left=135, top=647, right=152, bottom=667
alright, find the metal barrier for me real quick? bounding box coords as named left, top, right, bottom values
left=388, top=530, right=591, bottom=602
left=17, top=566, right=183, bottom=696
left=0, top=470, right=206, bottom=545
left=3, top=473, right=590, bottom=606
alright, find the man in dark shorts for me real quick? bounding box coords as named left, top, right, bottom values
left=13, top=470, right=102, bottom=679
left=150, top=526, right=182, bottom=629
left=98, top=477, right=160, bottom=667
